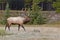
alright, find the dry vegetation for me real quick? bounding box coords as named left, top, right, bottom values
left=0, top=24, right=60, bottom=40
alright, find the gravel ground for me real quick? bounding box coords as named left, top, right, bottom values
left=0, top=25, right=60, bottom=40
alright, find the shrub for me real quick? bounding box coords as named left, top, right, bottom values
left=28, top=11, right=47, bottom=25
left=27, top=0, right=47, bottom=25
left=0, top=3, right=10, bottom=25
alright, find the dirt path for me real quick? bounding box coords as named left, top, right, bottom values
left=0, top=25, right=60, bottom=40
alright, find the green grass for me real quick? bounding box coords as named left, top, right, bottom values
left=27, top=38, right=54, bottom=40
left=0, top=23, right=60, bottom=28
left=0, top=29, right=13, bottom=36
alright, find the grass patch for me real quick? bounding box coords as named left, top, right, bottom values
left=0, top=29, right=13, bottom=36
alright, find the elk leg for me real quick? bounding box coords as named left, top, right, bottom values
left=18, top=24, right=20, bottom=31
left=5, top=23, right=8, bottom=30
left=8, top=24, right=11, bottom=31
left=21, top=25, right=25, bottom=31
left=5, top=23, right=9, bottom=31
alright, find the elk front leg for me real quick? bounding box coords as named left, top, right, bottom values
left=18, top=24, right=20, bottom=31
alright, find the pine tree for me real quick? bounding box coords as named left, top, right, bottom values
left=28, top=0, right=47, bottom=24
left=5, top=2, right=10, bottom=18
left=4, top=2, right=10, bottom=24
left=53, top=0, right=60, bottom=12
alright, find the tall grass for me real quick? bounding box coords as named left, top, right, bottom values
left=0, top=29, right=13, bottom=36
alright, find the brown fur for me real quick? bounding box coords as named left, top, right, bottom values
left=5, top=16, right=30, bottom=31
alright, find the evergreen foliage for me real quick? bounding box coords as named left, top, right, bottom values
left=0, top=3, right=10, bottom=24
left=28, top=0, right=47, bottom=24
left=53, top=0, right=60, bottom=12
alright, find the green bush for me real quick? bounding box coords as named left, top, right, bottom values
left=27, top=0, right=47, bottom=25
left=56, top=8, right=60, bottom=13
left=0, top=19, right=6, bottom=25
left=0, top=3, right=10, bottom=25
left=28, top=11, right=47, bottom=25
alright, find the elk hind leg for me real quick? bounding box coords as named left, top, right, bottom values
left=8, top=23, right=11, bottom=31
left=21, top=25, right=26, bottom=31
left=5, top=23, right=9, bottom=31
